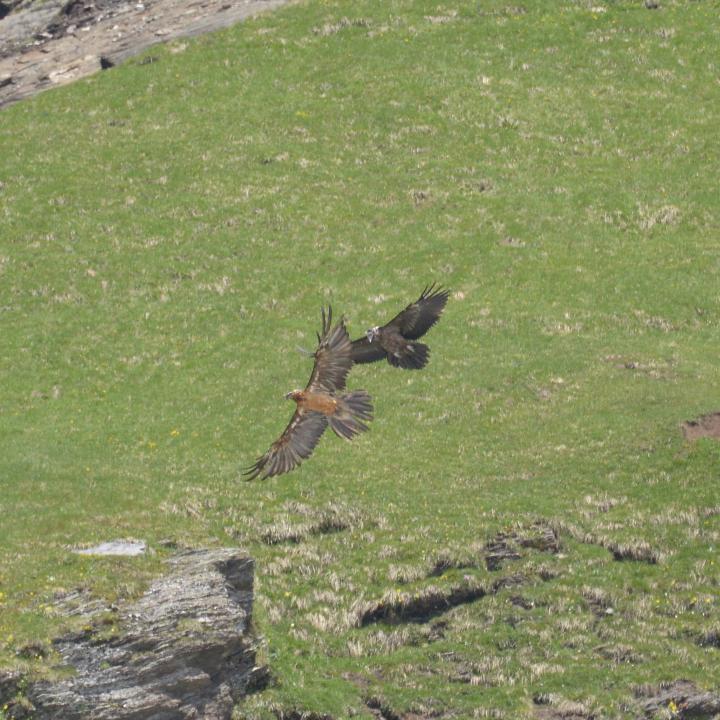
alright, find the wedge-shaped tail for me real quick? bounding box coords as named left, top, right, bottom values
left=386, top=341, right=429, bottom=370
left=328, top=390, right=374, bottom=440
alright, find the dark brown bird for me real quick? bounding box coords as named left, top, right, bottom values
left=350, top=283, right=449, bottom=370
left=244, top=307, right=373, bottom=481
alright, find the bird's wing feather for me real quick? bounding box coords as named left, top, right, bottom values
left=350, top=336, right=387, bottom=364
left=244, top=408, right=328, bottom=480
left=385, top=283, right=449, bottom=340
left=306, top=306, right=354, bottom=393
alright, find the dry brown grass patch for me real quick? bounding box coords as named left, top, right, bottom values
left=312, top=17, right=372, bottom=36
left=259, top=502, right=373, bottom=545
left=594, top=643, right=643, bottom=664
left=533, top=694, right=596, bottom=720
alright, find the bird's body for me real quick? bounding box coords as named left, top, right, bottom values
left=288, top=390, right=338, bottom=415
left=245, top=308, right=373, bottom=481
left=351, top=283, right=449, bottom=370
left=364, top=326, right=430, bottom=370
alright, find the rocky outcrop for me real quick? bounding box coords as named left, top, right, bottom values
left=24, top=548, right=265, bottom=720
left=636, top=680, right=720, bottom=719
left=0, top=0, right=289, bottom=108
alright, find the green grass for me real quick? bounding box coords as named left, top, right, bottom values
left=1, top=0, right=719, bottom=717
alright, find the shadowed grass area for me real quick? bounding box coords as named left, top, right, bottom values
left=1, top=0, right=719, bottom=717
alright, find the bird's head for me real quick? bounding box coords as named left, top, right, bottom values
left=366, top=326, right=381, bottom=343
left=285, top=390, right=303, bottom=402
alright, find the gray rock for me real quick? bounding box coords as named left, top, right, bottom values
left=0, top=0, right=67, bottom=56
left=638, top=680, right=720, bottom=718
left=0, top=0, right=290, bottom=108
left=0, top=668, right=23, bottom=703
left=74, top=539, right=147, bottom=556
left=28, top=548, right=265, bottom=719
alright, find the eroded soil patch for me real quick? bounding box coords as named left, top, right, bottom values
left=485, top=524, right=560, bottom=571
left=682, top=412, right=720, bottom=441
left=352, top=574, right=524, bottom=627
left=346, top=522, right=560, bottom=633
left=558, top=521, right=663, bottom=564
left=427, top=523, right=560, bottom=577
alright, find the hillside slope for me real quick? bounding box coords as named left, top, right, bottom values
left=1, top=1, right=719, bottom=718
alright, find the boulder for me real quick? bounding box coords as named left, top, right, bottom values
left=28, top=548, right=265, bottom=719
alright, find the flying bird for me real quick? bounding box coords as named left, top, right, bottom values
left=244, top=307, right=373, bottom=481
left=350, top=283, right=449, bottom=370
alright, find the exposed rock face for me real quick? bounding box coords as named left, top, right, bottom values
left=27, top=549, right=264, bottom=720
left=0, top=0, right=289, bottom=108
left=637, top=680, right=720, bottom=719
left=0, top=669, right=23, bottom=705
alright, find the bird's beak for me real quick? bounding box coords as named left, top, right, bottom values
left=284, top=391, right=293, bottom=399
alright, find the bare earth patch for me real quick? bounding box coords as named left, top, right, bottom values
left=351, top=574, right=524, bottom=628
left=0, top=0, right=289, bottom=108
left=681, top=412, right=720, bottom=441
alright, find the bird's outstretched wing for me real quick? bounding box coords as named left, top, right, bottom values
left=350, top=336, right=387, bottom=364
left=306, top=306, right=354, bottom=393
left=244, top=408, right=328, bottom=480
left=385, top=283, right=449, bottom=340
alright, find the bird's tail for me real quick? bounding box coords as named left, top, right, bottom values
left=329, top=390, right=373, bottom=440
left=387, top=341, right=429, bottom=370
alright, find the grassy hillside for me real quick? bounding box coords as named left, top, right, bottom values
left=1, top=0, right=719, bottom=717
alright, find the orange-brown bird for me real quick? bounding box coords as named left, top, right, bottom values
left=244, top=307, right=373, bottom=480
left=350, top=283, right=449, bottom=370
